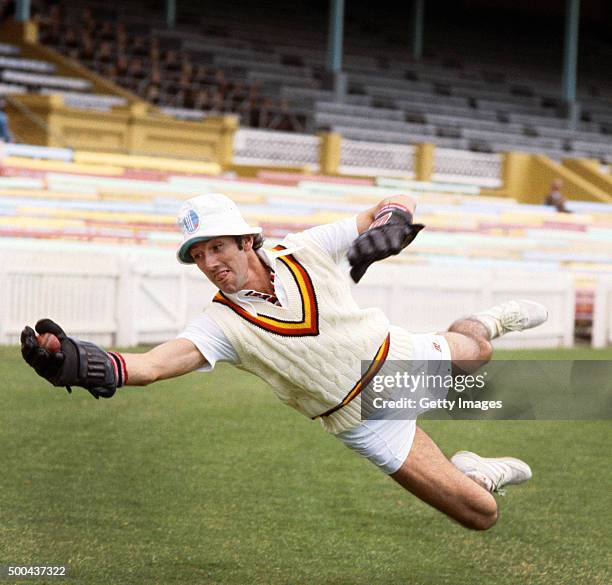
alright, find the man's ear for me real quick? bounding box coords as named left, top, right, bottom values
left=242, top=235, right=254, bottom=251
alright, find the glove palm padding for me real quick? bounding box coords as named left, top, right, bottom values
left=348, top=217, right=424, bottom=283
left=20, top=319, right=117, bottom=399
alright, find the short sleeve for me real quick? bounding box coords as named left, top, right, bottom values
left=177, top=312, right=239, bottom=371
left=301, top=217, right=359, bottom=263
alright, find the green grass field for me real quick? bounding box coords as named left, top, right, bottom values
left=1, top=346, right=610, bottom=585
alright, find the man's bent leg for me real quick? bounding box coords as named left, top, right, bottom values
left=442, top=319, right=492, bottom=374
left=390, top=426, right=498, bottom=530
left=385, top=301, right=548, bottom=528
left=439, top=299, right=549, bottom=374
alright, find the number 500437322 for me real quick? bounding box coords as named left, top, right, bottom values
left=1, top=565, right=69, bottom=579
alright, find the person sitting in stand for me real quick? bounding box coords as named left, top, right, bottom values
left=545, top=179, right=571, bottom=213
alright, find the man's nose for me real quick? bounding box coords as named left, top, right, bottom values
left=202, top=253, right=219, bottom=271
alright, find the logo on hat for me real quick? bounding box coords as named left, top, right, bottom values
left=181, top=209, right=200, bottom=234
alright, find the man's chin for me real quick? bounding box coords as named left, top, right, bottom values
left=217, top=282, right=238, bottom=294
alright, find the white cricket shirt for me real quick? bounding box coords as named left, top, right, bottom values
left=178, top=217, right=359, bottom=369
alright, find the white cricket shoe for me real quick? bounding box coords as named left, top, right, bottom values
left=473, top=299, right=548, bottom=339
left=450, top=450, right=532, bottom=493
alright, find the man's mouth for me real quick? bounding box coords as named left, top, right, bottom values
left=215, top=269, right=230, bottom=282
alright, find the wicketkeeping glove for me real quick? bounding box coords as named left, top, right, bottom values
left=347, top=203, right=425, bottom=283
left=20, top=318, right=126, bottom=399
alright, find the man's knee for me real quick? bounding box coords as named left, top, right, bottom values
left=460, top=499, right=498, bottom=531
left=475, top=336, right=493, bottom=364
left=443, top=329, right=493, bottom=369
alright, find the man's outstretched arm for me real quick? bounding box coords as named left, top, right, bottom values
left=21, top=319, right=207, bottom=397
left=120, top=338, right=207, bottom=385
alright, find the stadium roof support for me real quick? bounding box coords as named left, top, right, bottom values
left=326, top=0, right=347, bottom=102
left=562, top=0, right=581, bottom=127
left=166, top=0, right=176, bottom=28
left=327, top=0, right=345, bottom=73
left=411, top=0, right=425, bottom=61
left=15, top=0, right=31, bottom=23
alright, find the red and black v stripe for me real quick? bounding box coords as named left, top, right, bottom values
left=213, top=246, right=319, bottom=336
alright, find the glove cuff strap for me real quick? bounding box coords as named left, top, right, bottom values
left=108, top=351, right=128, bottom=387
left=371, top=203, right=413, bottom=229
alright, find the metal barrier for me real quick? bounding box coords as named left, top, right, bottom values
left=340, top=138, right=415, bottom=177
left=433, top=148, right=503, bottom=188
left=233, top=128, right=320, bottom=168
left=233, top=128, right=503, bottom=187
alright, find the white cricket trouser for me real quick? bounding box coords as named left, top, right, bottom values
left=335, top=332, right=452, bottom=474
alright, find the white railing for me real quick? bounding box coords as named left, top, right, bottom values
left=339, top=139, right=415, bottom=178
left=4, top=143, right=74, bottom=161
left=159, top=106, right=206, bottom=120
left=0, top=243, right=574, bottom=349
left=433, top=148, right=503, bottom=188
left=0, top=82, right=26, bottom=95
left=1, top=70, right=92, bottom=91
left=233, top=129, right=320, bottom=169
left=40, top=89, right=128, bottom=110
left=0, top=43, right=20, bottom=56
left=0, top=56, right=56, bottom=73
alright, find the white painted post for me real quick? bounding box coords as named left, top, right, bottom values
left=115, top=258, right=138, bottom=347
left=178, top=270, right=189, bottom=331
left=591, top=277, right=609, bottom=348
left=0, top=255, right=7, bottom=344
left=564, top=283, right=576, bottom=347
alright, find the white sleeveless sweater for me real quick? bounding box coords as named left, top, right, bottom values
left=205, top=232, right=413, bottom=434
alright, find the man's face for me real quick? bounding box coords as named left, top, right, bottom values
left=189, top=236, right=252, bottom=293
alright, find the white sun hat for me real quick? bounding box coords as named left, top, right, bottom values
left=176, top=193, right=262, bottom=264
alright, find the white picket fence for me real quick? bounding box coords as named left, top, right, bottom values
left=355, top=263, right=575, bottom=349
left=0, top=246, right=215, bottom=346
left=0, top=244, right=575, bottom=348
